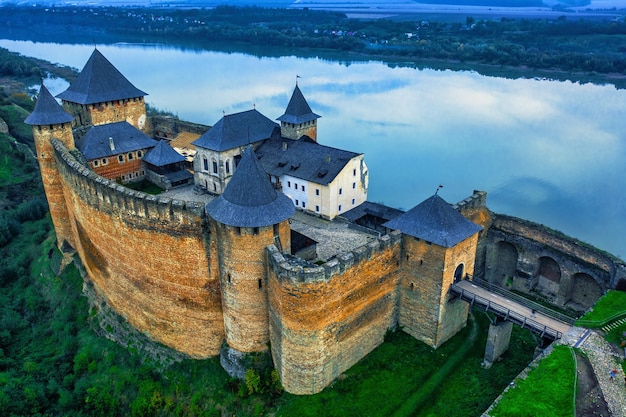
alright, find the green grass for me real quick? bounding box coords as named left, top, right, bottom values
left=275, top=312, right=537, bottom=417
left=488, top=345, right=576, bottom=417
left=125, top=179, right=164, bottom=195
left=576, top=290, right=626, bottom=328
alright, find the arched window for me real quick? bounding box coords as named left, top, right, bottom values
left=212, top=160, right=218, bottom=174
left=203, top=157, right=209, bottom=171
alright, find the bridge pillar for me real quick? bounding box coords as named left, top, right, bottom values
left=483, top=321, right=513, bottom=368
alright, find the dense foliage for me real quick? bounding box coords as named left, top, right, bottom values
left=2, top=5, right=626, bottom=80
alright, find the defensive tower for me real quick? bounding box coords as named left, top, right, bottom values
left=384, top=193, right=483, bottom=347
left=57, top=48, right=148, bottom=131
left=277, top=83, right=320, bottom=141
left=206, top=146, right=294, bottom=376
left=25, top=84, right=76, bottom=253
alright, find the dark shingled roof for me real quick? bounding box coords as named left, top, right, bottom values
left=277, top=84, right=321, bottom=124
left=206, top=146, right=294, bottom=227
left=382, top=194, right=482, bottom=248
left=342, top=201, right=404, bottom=223
left=144, top=140, right=186, bottom=167
left=56, top=48, right=147, bottom=105
left=76, top=121, right=158, bottom=160
left=192, top=109, right=278, bottom=151
left=25, top=84, right=74, bottom=126
left=255, top=136, right=360, bottom=186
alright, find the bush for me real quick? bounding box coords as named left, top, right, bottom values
left=0, top=215, right=21, bottom=247
left=15, top=197, right=48, bottom=222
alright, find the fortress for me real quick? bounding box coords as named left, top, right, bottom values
left=26, top=49, right=626, bottom=395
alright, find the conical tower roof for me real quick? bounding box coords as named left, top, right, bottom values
left=277, top=84, right=320, bottom=125
left=25, top=84, right=74, bottom=126
left=56, top=48, right=147, bottom=105
left=383, top=194, right=482, bottom=248
left=206, top=146, right=294, bottom=227
left=143, top=140, right=186, bottom=167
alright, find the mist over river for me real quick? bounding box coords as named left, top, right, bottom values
left=1, top=39, right=624, bottom=259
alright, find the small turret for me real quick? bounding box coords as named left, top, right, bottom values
left=25, top=84, right=76, bottom=252
left=277, top=83, right=320, bottom=141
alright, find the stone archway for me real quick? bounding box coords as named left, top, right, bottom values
left=492, top=241, right=518, bottom=286
left=454, top=264, right=464, bottom=283
left=568, top=273, right=603, bottom=310
left=533, top=256, right=561, bottom=298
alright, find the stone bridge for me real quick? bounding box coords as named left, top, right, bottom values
left=476, top=213, right=626, bottom=315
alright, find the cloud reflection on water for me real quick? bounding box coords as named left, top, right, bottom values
left=1, top=39, right=623, bottom=258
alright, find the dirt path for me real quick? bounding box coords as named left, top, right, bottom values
left=575, top=350, right=611, bottom=417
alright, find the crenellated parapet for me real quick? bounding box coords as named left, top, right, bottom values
left=267, top=230, right=401, bottom=395
left=268, top=230, right=401, bottom=284
left=52, top=138, right=205, bottom=232
left=50, top=138, right=225, bottom=358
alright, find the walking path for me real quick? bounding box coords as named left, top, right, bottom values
left=561, top=328, right=626, bottom=417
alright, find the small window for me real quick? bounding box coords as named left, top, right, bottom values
left=128, top=152, right=134, bottom=160
left=352, top=182, right=356, bottom=189
left=93, top=160, right=99, bottom=167
left=352, top=198, right=355, bottom=205
left=226, top=161, right=230, bottom=174
left=338, top=204, right=342, bottom=211
left=302, top=201, right=306, bottom=208
left=212, top=160, right=218, bottom=174
left=273, top=224, right=280, bottom=237
left=137, top=150, right=143, bottom=158
left=295, top=199, right=299, bottom=206
left=253, top=227, right=259, bottom=235
left=294, top=182, right=298, bottom=189
left=203, top=158, right=209, bottom=171
left=258, top=279, right=263, bottom=290
left=315, top=189, right=320, bottom=196
left=301, top=185, right=305, bottom=191
left=315, top=205, right=320, bottom=212
left=102, top=158, right=108, bottom=165
left=118, top=155, right=124, bottom=163
left=288, top=181, right=291, bottom=187
left=353, top=168, right=357, bottom=176
left=339, top=188, right=343, bottom=195
left=227, top=273, right=231, bottom=284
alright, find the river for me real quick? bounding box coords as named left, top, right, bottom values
left=0, top=39, right=624, bottom=259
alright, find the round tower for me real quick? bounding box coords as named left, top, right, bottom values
left=25, top=84, right=77, bottom=252
left=206, top=146, right=294, bottom=376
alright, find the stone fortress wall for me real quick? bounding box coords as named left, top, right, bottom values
left=51, top=137, right=226, bottom=358
left=47, top=131, right=624, bottom=394
left=267, top=232, right=402, bottom=394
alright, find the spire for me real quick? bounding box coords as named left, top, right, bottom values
left=277, top=84, right=321, bottom=125
left=382, top=194, right=482, bottom=248
left=25, top=83, right=74, bottom=126
left=206, top=146, right=294, bottom=227
left=56, top=48, right=147, bottom=105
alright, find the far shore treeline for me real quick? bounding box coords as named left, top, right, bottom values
left=1, top=4, right=626, bottom=87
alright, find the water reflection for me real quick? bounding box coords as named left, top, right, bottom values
left=1, top=39, right=623, bottom=258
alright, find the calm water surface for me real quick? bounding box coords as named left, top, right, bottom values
left=1, top=39, right=624, bottom=259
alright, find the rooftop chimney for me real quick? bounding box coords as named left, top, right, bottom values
left=282, top=142, right=288, bottom=151
left=109, top=137, right=115, bottom=151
